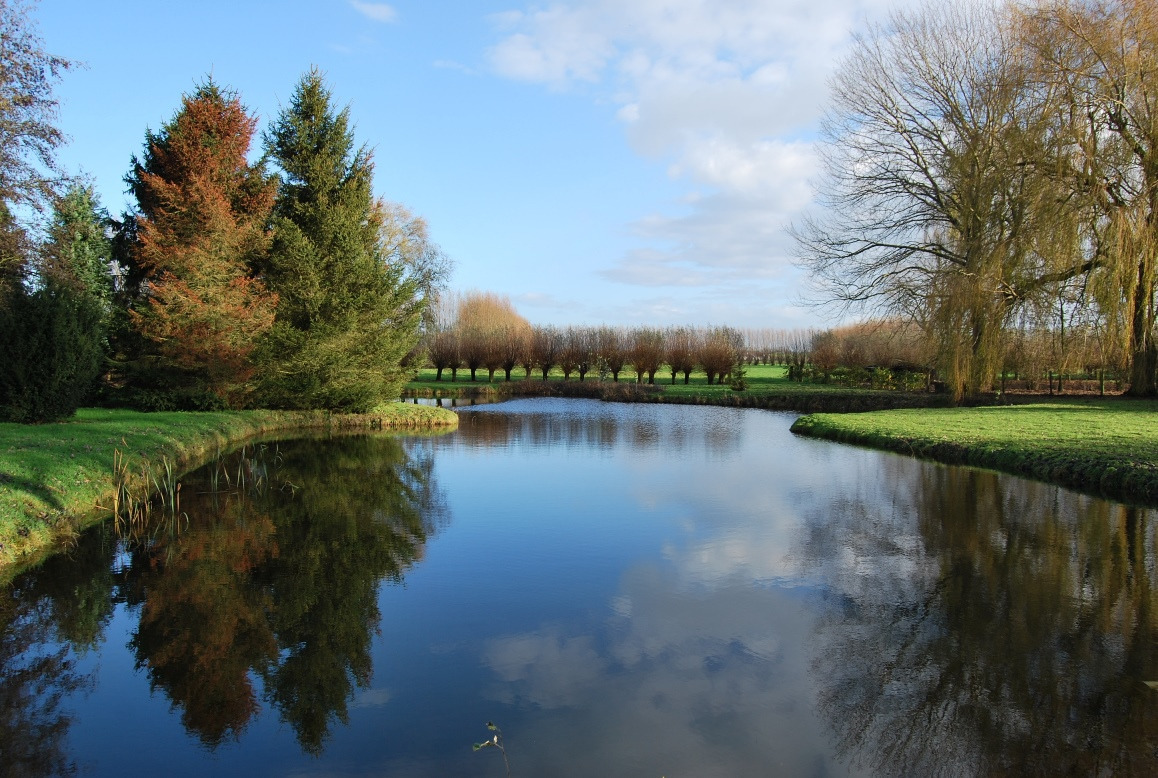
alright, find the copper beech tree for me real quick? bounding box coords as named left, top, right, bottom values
left=125, top=82, right=277, bottom=407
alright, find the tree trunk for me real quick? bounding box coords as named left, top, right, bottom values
left=1127, top=255, right=1158, bottom=396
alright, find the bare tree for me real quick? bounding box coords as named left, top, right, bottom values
left=498, top=321, right=530, bottom=380
left=794, top=1, right=1083, bottom=399
left=453, top=291, right=530, bottom=382
left=628, top=327, right=665, bottom=384
left=595, top=326, right=627, bottom=382
left=811, top=331, right=840, bottom=382
left=0, top=0, right=72, bottom=212
left=427, top=329, right=459, bottom=381
left=531, top=325, right=562, bottom=380
left=665, top=326, right=699, bottom=384
left=699, top=327, right=741, bottom=385
left=377, top=201, right=453, bottom=333
left=561, top=326, right=595, bottom=381
left=0, top=1, right=73, bottom=286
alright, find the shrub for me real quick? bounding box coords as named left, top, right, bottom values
left=0, top=282, right=104, bottom=422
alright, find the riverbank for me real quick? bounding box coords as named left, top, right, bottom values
left=0, top=403, right=458, bottom=575
left=404, top=364, right=958, bottom=413
left=791, top=399, right=1158, bottom=507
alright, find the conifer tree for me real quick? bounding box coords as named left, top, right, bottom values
left=124, top=81, right=277, bottom=408
left=260, top=68, right=420, bottom=411
left=44, top=184, right=114, bottom=311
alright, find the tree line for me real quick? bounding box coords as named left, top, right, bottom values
left=795, top=0, right=1158, bottom=399
left=424, top=291, right=764, bottom=387
left=0, top=2, right=445, bottom=421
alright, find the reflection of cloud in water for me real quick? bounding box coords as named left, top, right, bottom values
left=351, top=687, right=392, bottom=708
left=480, top=563, right=841, bottom=776
left=485, top=631, right=606, bottom=709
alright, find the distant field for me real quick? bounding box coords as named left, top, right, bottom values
left=791, top=399, right=1158, bottom=506
left=407, top=363, right=887, bottom=397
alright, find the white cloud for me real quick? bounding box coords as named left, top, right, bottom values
left=350, top=687, right=393, bottom=707
left=350, top=1, right=397, bottom=23
left=433, top=59, right=476, bottom=75
left=488, top=0, right=910, bottom=295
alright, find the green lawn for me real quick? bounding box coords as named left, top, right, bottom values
left=0, top=403, right=456, bottom=574
left=407, top=363, right=887, bottom=397
left=791, top=399, right=1158, bottom=506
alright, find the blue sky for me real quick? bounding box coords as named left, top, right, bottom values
left=39, top=0, right=904, bottom=329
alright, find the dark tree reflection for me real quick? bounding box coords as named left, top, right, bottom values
left=0, top=526, right=117, bottom=776
left=255, top=436, right=444, bottom=755
left=804, top=461, right=1158, bottom=776
left=120, top=501, right=280, bottom=746
left=120, top=434, right=445, bottom=754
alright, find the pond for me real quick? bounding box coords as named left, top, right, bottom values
left=4, top=398, right=1158, bottom=776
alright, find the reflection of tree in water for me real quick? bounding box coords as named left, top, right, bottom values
left=451, top=401, right=744, bottom=456
left=120, top=434, right=445, bottom=754
left=120, top=500, right=280, bottom=746
left=803, top=460, right=1158, bottom=775
left=256, top=436, right=445, bottom=755
left=0, top=525, right=118, bottom=776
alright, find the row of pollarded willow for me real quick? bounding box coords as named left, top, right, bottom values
left=795, top=0, right=1158, bottom=399
left=421, top=294, right=751, bottom=385
left=427, top=321, right=746, bottom=385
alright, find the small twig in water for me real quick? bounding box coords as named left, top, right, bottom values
left=473, top=721, right=511, bottom=777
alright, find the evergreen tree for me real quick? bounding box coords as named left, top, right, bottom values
left=44, top=183, right=114, bottom=312
left=124, top=81, right=277, bottom=409
left=0, top=279, right=103, bottom=422
left=259, top=68, right=420, bottom=412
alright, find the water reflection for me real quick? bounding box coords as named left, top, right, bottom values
left=804, top=461, right=1158, bottom=775
left=3, top=401, right=1158, bottom=775
left=0, top=529, right=116, bottom=776
left=451, top=397, right=743, bottom=456
left=4, top=434, right=445, bottom=761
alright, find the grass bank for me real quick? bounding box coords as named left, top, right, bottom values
left=0, top=403, right=457, bottom=574
left=404, top=364, right=950, bottom=413
left=791, top=399, right=1158, bottom=506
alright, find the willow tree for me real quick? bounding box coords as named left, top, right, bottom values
left=451, top=290, right=529, bottom=382
left=795, top=2, right=1081, bottom=399
left=259, top=69, right=420, bottom=411
left=1019, top=0, right=1158, bottom=395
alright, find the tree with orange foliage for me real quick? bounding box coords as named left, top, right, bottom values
left=124, top=81, right=277, bottom=408
left=452, top=291, right=531, bottom=381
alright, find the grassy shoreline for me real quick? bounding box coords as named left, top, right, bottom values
left=790, top=399, right=1158, bottom=507
left=402, top=364, right=957, bottom=413
left=0, top=403, right=457, bottom=575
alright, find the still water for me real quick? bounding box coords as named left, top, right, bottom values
left=4, top=399, right=1158, bottom=776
